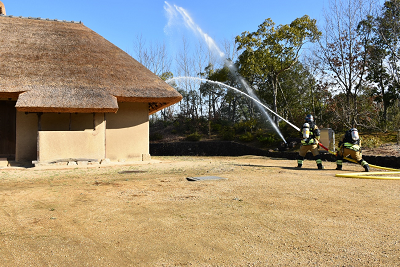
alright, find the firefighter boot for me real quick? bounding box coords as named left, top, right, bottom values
left=336, top=159, right=343, bottom=170
left=359, top=160, right=370, bottom=172
left=364, top=164, right=370, bottom=172
left=315, top=155, right=324, bottom=169
left=296, top=155, right=304, bottom=168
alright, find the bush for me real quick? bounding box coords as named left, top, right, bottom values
left=186, top=132, right=202, bottom=141
left=362, top=136, right=382, bottom=148
left=239, top=132, right=254, bottom=142
left=219, top=126, right=235, bottom=141
left=257, top=135, right=276, bottom=146
left=210, top=121, right=222, bottom=133
left=234, top=119, right=257, bottom=135
left=149, top=132, right=163, bottom=141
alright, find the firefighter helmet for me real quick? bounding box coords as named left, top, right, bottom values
left=305, top=114, right=314, bottom=123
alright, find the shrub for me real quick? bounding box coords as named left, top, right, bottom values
left=234, top=119, right=257, bottom=135
left=149, top=132, right=163, bottom=141
left=210, top=121, right=222, bottom=133
left=219, top=126, right=235, bottom=141
left=186, top=132, right=202, bottom=141
left=257, top=135, right=276, bottom=146
left=362, top=136, right=382, bottom=148
left=239, top=132, right=254, bottom=142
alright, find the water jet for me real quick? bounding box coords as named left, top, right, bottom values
left=166, top=76, right=301, bottom=142
left=164, top=2, right=297, bottom=142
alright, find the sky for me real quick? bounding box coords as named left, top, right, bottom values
left=3, top=0, right=329, bottom=56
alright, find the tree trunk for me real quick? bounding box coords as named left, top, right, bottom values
left=272, top=76, right=279, bottom=127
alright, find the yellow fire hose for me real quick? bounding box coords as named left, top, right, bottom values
left=335, top=172, right=400, bottom=180
left=318, top=142, right=400, bottom=180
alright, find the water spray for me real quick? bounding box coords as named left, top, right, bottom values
left=166, top=76, right=300, bottom=134
left=164, top=1, right=298, bottom=143
left=223, top=60, right=291, bottom=143
left=163, top=2, right=400, bottom=177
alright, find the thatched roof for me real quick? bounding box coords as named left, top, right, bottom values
left=0, top=1, right=5, bottom=15
left=0, top=15, right=182, bottom=114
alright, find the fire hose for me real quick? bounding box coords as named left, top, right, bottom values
left=317, top=142, right=400, bottom=180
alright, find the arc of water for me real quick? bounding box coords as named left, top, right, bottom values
left=167, top=77, right=301, bottom=133
left=174, top=6, right=225, bottom=59
left=222, top=61, right=290, bottom=142
left=163, top=2, right=299, bottom=142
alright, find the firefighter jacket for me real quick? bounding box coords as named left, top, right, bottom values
left=339, top=130, right=361, bottom=152
left=301, top=123, right=320, bottom=145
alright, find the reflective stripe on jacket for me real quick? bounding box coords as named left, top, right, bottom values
left=343, top=142, right=360, bottom=151
left=301, top=138, right=317, bottom=145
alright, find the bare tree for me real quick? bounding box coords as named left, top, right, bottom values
left=174, top=36, right=197, bottom=118
left=317, top=0, right=379, bottom=128
left=222, top=37, right=239, bottom=62
left=131, top=34, right=176, bottom=120
left=132, top=34, right=172, bottom=76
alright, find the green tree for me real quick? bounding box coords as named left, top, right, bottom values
left=235, top=15, right=321, bottom=126
left=199, top=64, right=256, bottom=123
left=277, top=61, right=331, bottom=126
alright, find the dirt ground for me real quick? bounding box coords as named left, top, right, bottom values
left=1, top=155, right=399, bottom=266
left=362, top=143, right=400, bottom=157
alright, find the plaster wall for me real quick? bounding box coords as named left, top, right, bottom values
left=15, top=104, right=149, bottom=163
left=16, top=112, right=98, bottom=162
left=37, top=114, right=105, bottom=162
left=106, top=102, right=149, bottom=161
left=15, top=112, right=37, bottom=162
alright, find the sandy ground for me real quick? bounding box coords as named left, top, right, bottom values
left=0, top=155, right=399, bottom=266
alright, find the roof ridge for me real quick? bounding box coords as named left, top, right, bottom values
left=0, top=14, right=82, bottom=24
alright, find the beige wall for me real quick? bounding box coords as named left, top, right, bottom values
left=37, top=114, right=105, bottom=162
left=15, top=112, right=37, bottom=162
left=106, top=102, right=149, bottom=161
left=16, top=103, right=149, bottom=163
left=16, top=112, right=100, bottom=163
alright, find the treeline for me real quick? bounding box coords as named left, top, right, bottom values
left=133, top=0, right=400, bottom=142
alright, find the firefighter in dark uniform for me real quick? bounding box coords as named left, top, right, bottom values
left=296, top=114, right=324, bottom=170
left=336, top=128, right=370, bottom=172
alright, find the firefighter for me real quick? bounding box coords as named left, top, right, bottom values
left=336, top=128, right=370, bottom=172
left=296, top=114, right=324, bottom=170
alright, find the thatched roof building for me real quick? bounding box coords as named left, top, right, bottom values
left=0, top=12, right=182, bottom=114
left=0, top=3, right=182, bottom=165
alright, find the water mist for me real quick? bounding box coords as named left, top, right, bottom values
left=164, top=1, right=296, bottom=142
